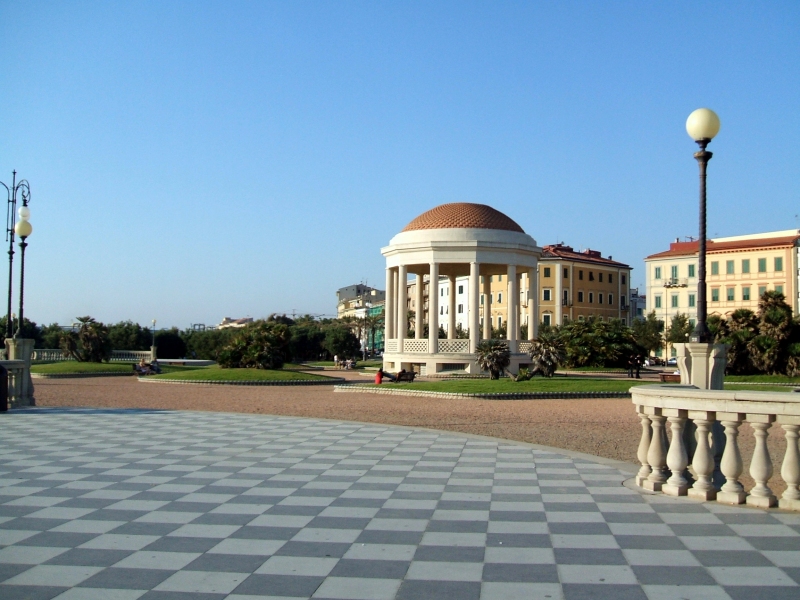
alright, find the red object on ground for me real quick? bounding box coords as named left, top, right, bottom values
left=375, top=372, right=383, bottom=384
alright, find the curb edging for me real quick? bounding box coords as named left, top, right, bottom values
left=139, top=377, right=345, bottom=386
left=334, top=384, right=631, bottom=400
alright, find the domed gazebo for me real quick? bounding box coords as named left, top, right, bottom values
left=382, top=202, right=542, bottom=375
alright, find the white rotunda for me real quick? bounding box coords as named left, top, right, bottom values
left=382, top=202, right=542, bottom=376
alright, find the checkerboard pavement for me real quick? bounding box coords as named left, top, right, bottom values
left=0, top=408, right=799, bottom=600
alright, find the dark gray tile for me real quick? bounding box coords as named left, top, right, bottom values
left=329, top=558, right=409, bottom=578
left=17, top=531, right=97, bottom=547
left=602, top=512, right=662, bottom=524
left=651, top=503, right=708, bottom=513
left=329, top=497, right=385, bottom=508
left=413, top=546, right=484, bottom=562
left=489, top=510, right=546, bottom=522
left=783, top=567, right=800, bottom=585
left=486, top=533, right=551, bottom=547
left=191, top=513, right=255, bottom=526
left=143, top=536, right=220, bottom=553
left=693, top=550, right=773, bottom=567
left=397, top=580, right=481, bottom=600
left=161, top=502, right=217, bottom=513
left=632, top=565, right=716, bottom=585
left=306, top=516, right=371, bottom=530
left=555, top=548, right=627, bottom=565
left=592, top=495, right=646, bottom=504
left=111, top=522, right=180, bottom=536
left=716, top=513, right=781, bottom=525
left=138, top=591, right=226, bottom=600
left=0, top=563, right=32, bottom=583
left=13, top=518, right=68, bottom=531
left=426, top=520, right=487, bottom=533
left=745, top=537, right=800, bottom=551
left=724, top=588, right=800, bottom=600
left=390, top=492, right=442, bottom=501
left=543, top=503, right=600, bottom=512
left=482, top=563, right=560, bottom=582
left=0, top=585, right=66, bottom=600
left=549, top=523, right=611, bottom=535
left=563, top=583, right=647, bottom=600
left=55, top=498, right=118, bottom=509
left=670, top=524, right=736, bottom=537
left=0, top=506, right=41, bottom=519
left=436, top=501, right=490, bottom=511
left=80, top=567, right=173, bottom=589
left=375, top=509, right=434, bottom=520
left=184, top=553, right=266, bottom=573
left=355, top=530, right=424, bottom=545
left=266, top=505, right=324, bottom=517
left=232, top=573, right=324, bottom=597
left=275, top=541, right=351, bottom=558
left=232, top=526, right=299, bottom=540
left=85, top=509, right=146, bottom=521
left=614, top=535, right=686, bottom=550
left=45, top=548, right=132, bottom=567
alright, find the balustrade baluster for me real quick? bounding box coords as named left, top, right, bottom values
left=747, top=418, right=777, bottom=508
left=688, top=415, right=716, bottom=500
left=663, top=411, right=689, bottom=496
left=779, top=422, right=800, bottom=511
left=644, top=412, right=667, bottom=491
left=717, top=415, right=746, bottom=504
left=636, top=411, right=651, bottom=487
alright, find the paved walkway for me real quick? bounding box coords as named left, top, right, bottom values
left=1, top=409, right=798, bottom=600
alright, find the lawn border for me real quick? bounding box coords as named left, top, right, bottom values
left=139, top=376, right=345, bottom=386
left=32, top=372, right=133, bottom=379
left=334, top=383, right=631, bottom=400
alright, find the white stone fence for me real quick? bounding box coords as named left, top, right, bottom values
left=0, top=359, right=30, bottom=408
left=385, top=338, right=532, bottom=355
left=32, top=349, right=154, bottom=362
left=632, top=384, right=800, bottom=511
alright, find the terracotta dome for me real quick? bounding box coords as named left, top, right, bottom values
left=401, top=203, right=525, bottom=233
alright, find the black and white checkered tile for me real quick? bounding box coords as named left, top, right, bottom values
left=0, top=408, right=798, bottom=599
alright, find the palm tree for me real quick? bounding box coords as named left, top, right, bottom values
left=364, top=314, right=384, bottom=356
left=476, top=339, right=511, bottom=379
left=528, top=331, right=564, bottom=377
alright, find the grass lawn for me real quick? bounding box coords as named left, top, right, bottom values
left=377, top=377, right=651, bottom=394
left=32, top=362, right=203, bottom=375
left=150, top=367, right=333, bottom=381
left=305, top=360, right=383, bottom=369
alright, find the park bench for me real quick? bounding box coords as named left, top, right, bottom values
left=396, top=371, right=416, bottom=383
left=659, top=373, right=682, bottom=383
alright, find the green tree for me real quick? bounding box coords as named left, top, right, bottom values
left=181, top=328, right=237, bottom=360
left=155, top=328, right=187, bottom=359
left=60, top=316, right=112, bottom=362
left=528, top=330, right=564, bottom=377
left=322, top=325, right=361, bottom=359
left=632, top=311, right=664, bottom=357
left=476, top=339, right=511, bottom=379
left=108, top=321, right=152, bottom=351
left=666, top=313, right=693, bottom=345
left=719, top=309, right=758, bottom=375
left=39, top=323, right=64, bottom=349
left=748, top=291, right=794, bottom=374
left=218, top=321, right=290, bottom=369
left=0, top=316, right=41, bottom=344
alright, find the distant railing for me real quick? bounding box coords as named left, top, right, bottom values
left=518, top=341, right=532, bottom=354
left=438, top=339, right=469, bottom=353
left=32, top=349, right=153, bottom=362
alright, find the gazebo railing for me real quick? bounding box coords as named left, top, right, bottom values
left=403, top=339, right=429, bottom=353
left=438, top=339, right=469, bottom=353
left=632, top=384, right=800, bottom=511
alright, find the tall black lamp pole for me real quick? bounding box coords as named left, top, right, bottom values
left=0, top=172, right=31, bottom=339
left=14, top=209, right=32, bottom=338
left=686, top=108, right=720, bottom=344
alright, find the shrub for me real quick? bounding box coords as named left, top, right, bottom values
left=60, top=316, right=112, bottom=362
left=476, top=339, right=510, bottom=379
left=217, top=321, right=289, bottom=369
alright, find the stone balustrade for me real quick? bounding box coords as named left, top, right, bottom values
left=632, top=384, right=800, bottom=511
left=0, top=359, right=30, bottom=407
left=438, top=339, right=469, bottom=353
left=402, top=339, right=430, bottom=353
left=32, top=349, right=154, bottom=362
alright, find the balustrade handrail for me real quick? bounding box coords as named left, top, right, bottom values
left=632, top=384, right=800, bottom=511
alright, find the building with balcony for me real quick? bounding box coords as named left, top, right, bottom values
left=645, top=229, right=800, bottom=330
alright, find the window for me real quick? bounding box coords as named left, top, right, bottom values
left=689, top=318, right=696, bottom=327
left=490, top=275, right=493, bottom=283
left=498, top=293, right=502, bottom=304
left=711, top=288, right=720, bottom=302
left=671, top=265, right=678, bottom=279
left=742, top=287, right=750, bottom=301
left=609, top=274, right=613, bottom=284
left=441, top=288, right=444, bottom=297
left=498, top=275, right=503, bottom=282
left=711, top=262, right=719, bottom=275
left=579, top=270, right=584, bottom=280
left=578, top=315, right=585, bottom=322
left=776, top=285, right=784, bottom=294
left=543, top=289, right=552, bottom=301
left=458, top=285, right=463, bottom=294
left=654, top=267, right=662, bottom=280
left=578, top=291, right=584, bottom=302
left=480, top=276, right=484, bottom=284
left=775, top=257, right=784, bottom=272
left=480, top=294, right=484, bottom=305
left=489, top=294, right=493, bottom=304
left=741, top=259, right=750, bottom=274
left=671, top=294, right=678, bottom=308
left=688, top=264, right=696, bottom=278
left=589, top=272, right=595, bottom=281
left=758, top=285, right=766, bottom=298
left=608, top=293, right=613, bottom=305
left=688, top=294, right=696, bottom=307
left=727, top=287, right=735, bottom=301
left=563, top=267, right=568, bottom=278
left=622, top=274, right=626, bottom=284
left=497, top=316, right=502, bottom=327
left=726, top=260, right=734, bottom=275
left=758, top=258, right=767, bottom=272
left=655, top=296, right=662, bottom=308
left=543, top=267, right=551, bottom=278
left=599, top=293, right=604, bottom=304
left=543, top=314, right=551, bottom=326
left=599, top=273, right=604, bottom=283
left=589, top=292, right=594, bottom=304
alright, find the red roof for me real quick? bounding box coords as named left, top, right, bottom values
left=402, top=203, right=525, bottom=233
left=541, top=244, right=631, bottom=268
left=646, top=235, right=800, bottom=260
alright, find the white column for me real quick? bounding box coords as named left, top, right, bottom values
left=391, top=268, right=399, bottom=339
left=429, top=262, right=439, bottom=354
left=415, top=274, right=424, bottom=340
left=515, top=272, right=522, bottom=342
left=482, top=275, right=491, bottom=339
left=528, top=267, right=537, bottom=339
left=555, top=263, right=563, bottom=325
left=397, top=265, right=407, bottom=346
left=448, top=275, right=456, bottom=339
left=507, top=265, right=518, bottom=353
left=469, top=262, right=480, bottom=353
left=385, top=268, right=394, bottom=341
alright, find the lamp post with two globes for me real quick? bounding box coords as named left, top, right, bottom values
left=685, top=108, right=721, bottom=344
left=0, top=171, right=31, bottom=339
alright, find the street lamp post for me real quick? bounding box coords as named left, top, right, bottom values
left=686, top=108, right=721, bottom=343
left=0, top=172, right=30, bottom=339
left=13, top=206, right=32, bottom=338
left=152, top=319, right=157, bottom=347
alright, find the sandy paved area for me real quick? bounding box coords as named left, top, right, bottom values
left=33, top=373, right=787, bottom=494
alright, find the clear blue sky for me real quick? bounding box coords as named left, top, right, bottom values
left=2, top=1, right=798, bottom=328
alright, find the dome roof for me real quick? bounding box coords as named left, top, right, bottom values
left=401, top=203, right=525, bottom=233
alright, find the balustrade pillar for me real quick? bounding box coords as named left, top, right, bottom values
left=644, top=412, right=668, bottom=491
left=636, top=410, right=652, bottom=487
left=717, top=416, right=746, bottom=505
left=688, top=416, right=716, bottom=500
left=779, top=422, right=800, bottom=510
left=663, top=411, right=689, bottom=496
left=747, top=419, right=777, bottom=508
